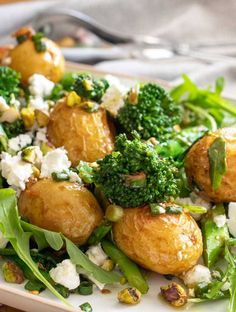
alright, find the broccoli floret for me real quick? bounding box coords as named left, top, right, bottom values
left=73, top=74, right=109, bottom=103
left=0, top=66, right=21, bottom=101
left=117, top=83, right=182, bottom=141
left=2, top=119, right=25, bottom=139
left=94, top=132, right=180, bottom=208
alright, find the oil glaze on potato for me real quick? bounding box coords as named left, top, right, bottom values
left=18, top=179, right=103, bottom=245
left=113, top=206, right=203, bottom=275
left=185, top=127, right=236, bottom=202
left=47, top=101, right=115, bottom=166
left=10, top=39, right=65, bottom=84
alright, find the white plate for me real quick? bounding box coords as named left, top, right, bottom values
left=0, top=63, right=229, bottom=312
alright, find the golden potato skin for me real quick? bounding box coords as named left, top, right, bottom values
left=113, top=206, right=203, bottom=275
left=185, top=127, right=236, bottom=202
left=18, top=179, right=103, bottom=245
left=47, top=101, right=115, bottom=166
left=10, top=38, right=65, bottom=84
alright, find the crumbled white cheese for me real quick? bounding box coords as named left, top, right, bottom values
left=49, top=259, right=80, bottom=290
left=68, top=170, right=81, bottom=183
left=101, top=83, right=126, bottom=116
left=29, top=96, right=49, bottom=114
left=28, top=74, right=54, bottom=97
left=182, top=265, right=211, bottom=287
left=8, top=133, right=32, bottom=152
left=40, top=148, right=71, bottom=178
left=227, top=202, right=236, bottom=237
left=34, top=127, right=48, bottom=146
left=0, top=230, right=8, bottom=249
left=213, top=214, right=227, bottom=228
left=0, top=152, right=33, bottom=190
left=86, top=244, right=108, bottom=266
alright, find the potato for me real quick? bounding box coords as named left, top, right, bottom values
left=185, top=127, right=236, bottom=202
left=113, top=206, right=203, bottom=275
left=18, top=179, right=103, bottom=245
left=10, top=38, right=65, bottom=84
left=47, top=100, right=115, bottom=166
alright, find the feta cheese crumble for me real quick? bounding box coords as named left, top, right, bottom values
left=68, top=170, right=81, bottom=183
left=0, top=230, right=8, bottom=249
left=28, top=96, right=50, bottom=114
left=49, top=259, right=80, bottom=290
left=34, top=127, right=48, bottom=146
left=227, top=202, right=236, bottom=237
left=40, top=148, right=71, bottom=178
left=0, top=152, right=33, bottom=190
left=86, top=244, right=108, bottom=266
left=29, top=74, right=54, bottom=97
left=8, top=133, right=32, bottom=152
left=182, top=264, right=211, bottom=287
left=213, top=214, right=227, bottom=228
left=101, top=76, right=127, bottom=116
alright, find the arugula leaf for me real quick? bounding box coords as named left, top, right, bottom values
left=22, top=219, right=120, bottom=284
left=208, top=136, right=227, bottom=191
left=21, top=221, right=63, bottom=251
left=64, top=237, right=120, bottom=284
left=225, top=245, right=236, bottom=312
left=171, top=75, right=236, bottom=129
left=0, top=188, right=70, bottom=306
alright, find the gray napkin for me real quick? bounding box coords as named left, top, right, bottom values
left=1, top=0, right=236, bottom=97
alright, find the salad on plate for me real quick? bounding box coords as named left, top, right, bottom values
left=0, top=27, right=236, bottom=312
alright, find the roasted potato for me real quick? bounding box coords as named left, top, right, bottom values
left=113, top=206, right=203, bottom=275
left=185, top=127, right=236, bottom=202
left=18, top=179, right=103, bottom=245
left=10, top=38, right=65, bottom=84
left=47, top=100, right=115, bottom=166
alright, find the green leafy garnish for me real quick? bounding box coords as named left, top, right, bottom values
left=0, top=66, right=21, bottom=101
left=32, top=33, right=47, bottom=52
left=0, top=188, right=120, bottom=305
left=208, top=136, right=227, bottom=191
left=0, top=188, right=69, bottom=306
left=77, top=161, right=95, bottom=184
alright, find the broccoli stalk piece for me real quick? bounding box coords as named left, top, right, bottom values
left=117, top=83, right=182, bottom=141
left=73, top=74, right=109, bottom=103
left=94, top=132, right=180, bottom=208
left=0, top=66, right=21, bottom=102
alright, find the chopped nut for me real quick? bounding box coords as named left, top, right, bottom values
left=32, top=165, right=40, bottom=178
left=40, top=142, right=54, bottom=155
left=35, top=109, right=49, bottom=127
left=128, top=87, right=139, bottom=105
left=30, top=290, right=40, bottom=295
left=160, top=282, right=187, bottom=307
left=119, top=277, right=127, bottom=285
left=66, top=91, right=81, bottom=107
left=21, top=107, right=35, bottom=129
left=83, top=79, right=93, bottom=91
left=118, top=287, right=141, bottom=305
left=12, top=27, right=35, bottom=40
left=2, top=261, right=24, bottom=284
left=101, top=259, right=114, bottom=271
left=0, top=107, right=20, bottom=123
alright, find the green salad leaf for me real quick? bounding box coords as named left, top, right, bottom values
left=0, top=188, right=70, bottom=306
left=208, top=136, right=227, bottom=191
left=0, top=188, right=120, bottom=306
